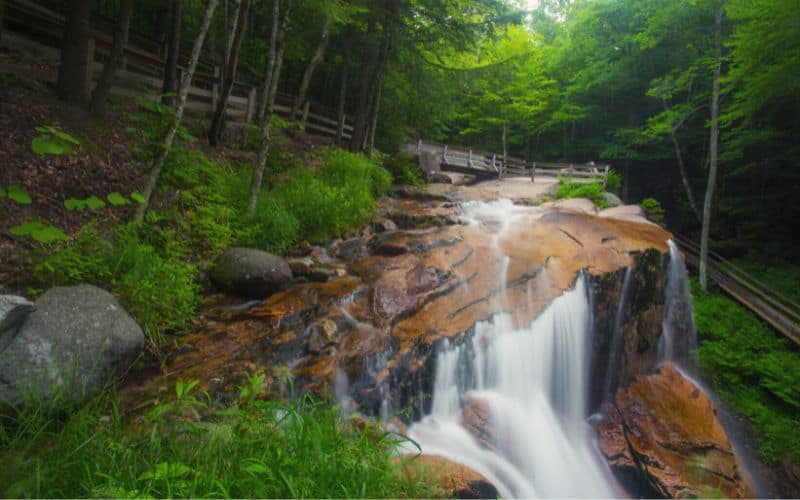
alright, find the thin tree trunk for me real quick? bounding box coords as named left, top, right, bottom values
left=502, top=121, right=507, bottom=164
left=248, top=0, right=292, bottom=216
left=669, top=129, right=702, bottom=221
left=336, top=50, right=350, bottom=146
left=162, top=0, right=182, bottom=106
left=349, top=15, right=379, bottom=151
left=89, top=0, right=134, bottom=117
left=291, top=14, right=332, bottom=123
left=135, top=0, right=219, bottom=222
left=700, top=0, right=724, bottom=291
left=366, top=66, right=385, bottom=153
left=57, top=0, right=92, bottom=105
left=208, top=0, right=250, bottom=146
left=0, top=0, right=6, bottom=43
left=256, top=0, right=280, bottom=124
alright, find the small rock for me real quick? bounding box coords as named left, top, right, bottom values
left=603, top=192, right=623, bottom=207
left=427, top=173, right=453, bottom=184
left=307, top=319, right=338, bottom=353
left=309, top=266, right=337, bottom=283
left=372, top=242, right=409, bottom=256
left=398, top=454, right=499, bottom=499
left=211, top=247, right=293, bottom=297
left=370, top=217, right=398, bottom=234
left=288, top=257, right=315, bottom=277
left=0, top=285, right=144, bottom=408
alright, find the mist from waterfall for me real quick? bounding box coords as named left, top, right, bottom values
left=403, top=200, right=617, bottom=498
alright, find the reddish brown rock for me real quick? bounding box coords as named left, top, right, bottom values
left=460, top=395, right=499, bottom=454
left=397, top=454, right=499, bottom=499
left=598, top=363, right=755, bottom=498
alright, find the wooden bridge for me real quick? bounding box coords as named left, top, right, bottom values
left=674, top=234, right=800, bottom=346
left=406, top=139, right=611, bottom=186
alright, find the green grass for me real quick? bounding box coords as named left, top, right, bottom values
left=555, top=180, right=609, bottom=208
left=0, top=378, right=441, bottom=499
left=692, top=279, right=800, bottom=464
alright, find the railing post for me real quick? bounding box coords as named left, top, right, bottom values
left=300, top=100, right=311, bottom=130
left=443, top=144, right=449, bottom=165
left=603, top=165, right=610, bottom=189
left=468, top=149, right=473, bottom=168
left=85, top=37, right=96, bottom=99
left=531, top=162, right=536, bottom=183
left=417, top=139, right=422, bottom=152
left=492, top=154, right=497, bottom=170
left=211, top=65, right=220, bottom=111
left=245, top=87, right=257, bottom=123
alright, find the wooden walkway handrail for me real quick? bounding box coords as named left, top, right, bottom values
left=673, top=234, right=800, bottom=346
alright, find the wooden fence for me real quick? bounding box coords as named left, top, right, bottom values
left=0, top=0, right=353, bottom=140
left=409, top=139, right=610, bottom=185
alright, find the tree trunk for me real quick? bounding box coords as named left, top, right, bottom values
left=669, top=129, right=702, bottom=221
left=366, top=65, right=386, bottom=153
left=0, top=0, right=6, bottom=43
left=162, top=0, right=182, bottom=106
left=349, top=14, right=379, bottom=152
left=291, top=13, right=332, bottom=123
left=700, top=0, right=724, bottom=291
left=208, top=0, right=251, bottom=146
left=89, top=0, right=134, bottom=117
left=336, top=50, right=350, bottom=146
left=135, top=0, right=219, bottom=222
left=256, top=0, right=281, bottom=124
left=247, top=0, right=292, bottom=216
left=57, top=0, right=93, bottom=106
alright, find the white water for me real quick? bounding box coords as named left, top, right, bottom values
left=404, top=200, right=617, bottom=498
left=659, top=240, right=698, bottom=367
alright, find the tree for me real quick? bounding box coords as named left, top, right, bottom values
left=57, top=0, right=93, bottom=105
left=290, top=2, right=336, bottom=124
left=135, top=0, right=220, bottom=222
left=248, top=0, right=293, bottom=216
left=89, top=0, right=135, bottom=117
left=700, top=0, right=725, bottom=291
left=162, top=0, right=183, bottom=106
left=208, top=0, right=252, bottom=146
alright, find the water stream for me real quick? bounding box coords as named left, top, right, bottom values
left=402, top=200, right=617, bottom=497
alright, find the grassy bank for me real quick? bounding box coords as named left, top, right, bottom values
left=692, top=279, right=800, bottom=464
left=0, top=376, right=439, bottom=498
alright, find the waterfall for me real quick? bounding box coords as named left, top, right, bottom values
left=602, top=266, right=633, bottom=405
left=659, top=240, right=698, bottom=368
left=403, top=200, right=617, bottom=498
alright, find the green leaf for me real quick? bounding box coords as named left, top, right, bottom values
left=107, top=192, right=129, bottom=206
left=9, top=221, right=68, bottom=243
left=130, top=192, right=146, bottom=204
left=64, top=198, right=87, bottom=211
left=8, top=185, right=32, bottom=204
left=0, top=186, right=6, bottom=198
left=85, top=196, right=106, bottom=210
left=32, top=136, right=70, bottom=155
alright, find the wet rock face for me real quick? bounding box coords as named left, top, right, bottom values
left=121, top=196, right=673, bottom=423
left=398, top=454, right=499, bottom=499
left=598, top=363, right=755, bottom=498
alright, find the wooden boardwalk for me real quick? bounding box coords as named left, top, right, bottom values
left=674, top=234, right=800, bottom=346
left=406, top=139, right=610, bottom=185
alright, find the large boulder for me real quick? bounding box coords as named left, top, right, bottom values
left=597, top=363, right=755, bottom=498
left=0, top=285, right=144, bottom=407
left=212, top=247, right=292, bottom=297
left=0, top=295, right=35, bottom=351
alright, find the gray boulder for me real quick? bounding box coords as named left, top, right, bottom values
left=212, top=247, right=292, bottom=297
left=0, top=285, right=144, bottom=407
left=603, top=192, right=624, bottom=207
left=0, top=295, right=35, bottom=352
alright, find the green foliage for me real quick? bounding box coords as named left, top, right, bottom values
left=9, top=220, right=69, bottom=244
left=382, top=152, right=425, bottom=186
left=6, top=185, right=32, bottom=204
left=238, top=195, right=300, bottom=254
left=31, top=125, right=81, bottom=155
left=692, top=279, right=800, bottom=464
left=0, top=383, right=440, bottom=499
left=640, top=197, right=665, bottom=224
left=64, top=196, right=106, bottom=211
left=555, top=180, right=609, bottom=208
left=127, top=98, right=194, bottom=160
left=605, top=169, right=622, bottom=195
left=34, top=222, right=199, bottom=346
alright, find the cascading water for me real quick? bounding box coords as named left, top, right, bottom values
left=659, top=240, right=698, bottom=367
left=403, top=200, right=617, bottom=498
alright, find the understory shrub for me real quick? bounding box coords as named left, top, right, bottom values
left=692, top=279, right=800, bottom=464
left=382, top=152, right=425, bottom=186
left=555, top=180, right=609, bottom=208
left=0, top=380, right=441, bottom=499
left=640, top=197, right=665, bottom=225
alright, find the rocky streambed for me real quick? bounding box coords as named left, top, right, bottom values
left=116, top=182, right=753, bottom=497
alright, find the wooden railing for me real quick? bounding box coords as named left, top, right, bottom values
left=0, top=0, right=353, bottom=140
left=409, top=139, right=610, bottom=185
left=673, top=234, right=800, bottom=346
